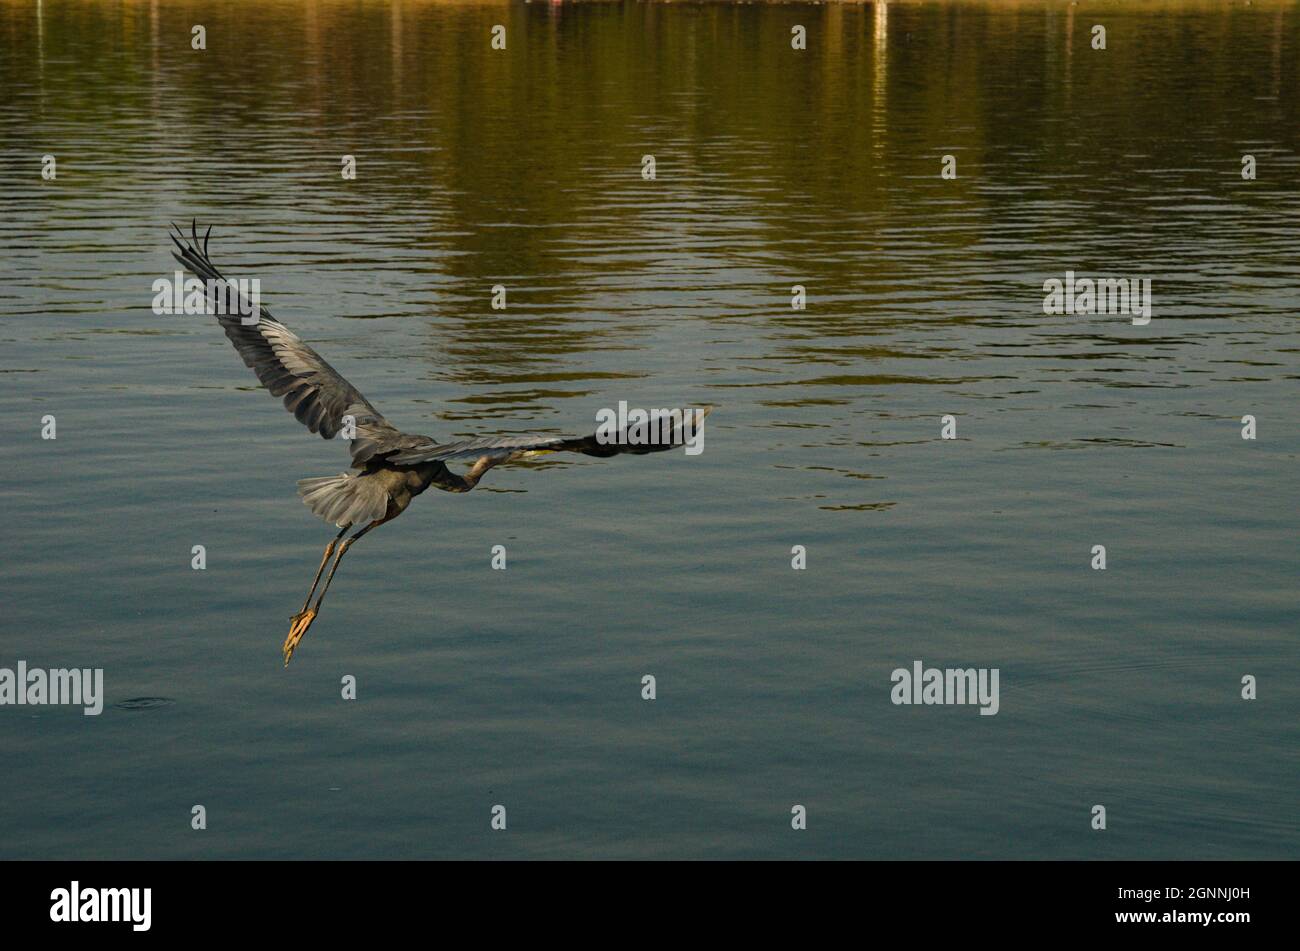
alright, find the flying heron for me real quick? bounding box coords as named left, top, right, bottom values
left=169, top=222, right=711, bottom=666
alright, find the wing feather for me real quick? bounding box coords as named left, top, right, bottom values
left=386, top=407, right=712, bottom=465
left=169, top=222, right=406, bottom=465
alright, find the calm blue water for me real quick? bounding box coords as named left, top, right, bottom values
left=0, top=0, right=1296, bottom=859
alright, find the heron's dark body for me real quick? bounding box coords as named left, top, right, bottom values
left=366, top=459, right=467, bottom=517
left=297, top=456, right=473, bottom=529
left=367, top=462, right=438, bottom=520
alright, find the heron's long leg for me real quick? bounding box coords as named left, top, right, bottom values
left=283, top=518, right=385, bottom=667
left=311, top=519, right=381, bottom=610
left=295, top=526, right=348, bottom=617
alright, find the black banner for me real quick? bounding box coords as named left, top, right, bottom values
left=0, top=860, right=1277, bottom=938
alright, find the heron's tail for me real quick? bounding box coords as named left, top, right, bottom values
left=297, top=472, right=389, bottom=528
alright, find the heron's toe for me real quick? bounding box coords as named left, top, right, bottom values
left=283, top=609, right=318, bottom=666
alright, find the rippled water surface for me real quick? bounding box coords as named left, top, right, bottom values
left=0, top=0, right=1296, bottom=859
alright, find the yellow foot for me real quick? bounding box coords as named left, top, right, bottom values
left=283, top=609, right=318, bottom=667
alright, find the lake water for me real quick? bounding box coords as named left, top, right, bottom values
left=0, top=0, right=1296, bottom=859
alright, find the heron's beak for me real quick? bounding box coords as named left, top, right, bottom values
left=283, top=609, right=318, bottom=667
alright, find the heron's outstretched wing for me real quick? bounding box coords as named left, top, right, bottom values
left=385, top=406, right=712, bottom=465
left=169, top=222, right=406, bottom=465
